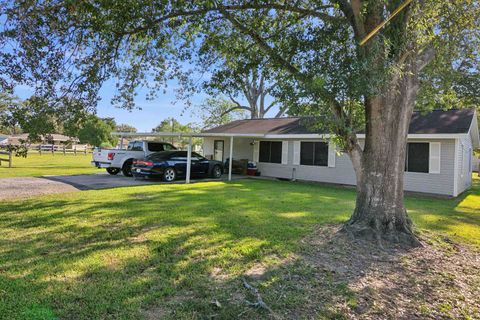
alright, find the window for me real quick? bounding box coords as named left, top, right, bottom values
left=148, top=143, right=165, bottom=152
left=192, top=152, right=205, bottom=161
left=259, top=141, right=282, bottom=164
left=170, top=151, right=187, bottom=161
left=147, top=142, right=175, bottom=152
left=128, top=141, right=144, bottom=151
left=405, top=143, right=429, bottom=173
left=300, top=142, right=328, bottom=166
left=147, top=151, right=176, bottom=161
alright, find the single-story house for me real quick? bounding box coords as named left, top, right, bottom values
left=1, top=133, right=79, bottom=146
left=202, top=109, right=479, bottom=197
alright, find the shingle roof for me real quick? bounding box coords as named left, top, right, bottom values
left=203, top=109, right=476, bottom=135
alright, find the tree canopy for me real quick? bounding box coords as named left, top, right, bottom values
left=77, top=115, right=117, bottom=148
left=116, top=123, right=137, bottom=133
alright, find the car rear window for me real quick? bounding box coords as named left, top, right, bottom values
left=146, top=151, right=176, bottom=160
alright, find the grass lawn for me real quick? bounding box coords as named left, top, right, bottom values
left=0, top=175, right=478, bottom=319
left=0, top=153, right=98, bottom=177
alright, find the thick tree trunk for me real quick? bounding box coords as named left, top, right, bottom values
left=344, top=72, right=421, bottom=247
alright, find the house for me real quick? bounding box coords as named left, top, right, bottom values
left=1, top=133, right=79, bottom=146
left=203, top=109, right=479, bottom=197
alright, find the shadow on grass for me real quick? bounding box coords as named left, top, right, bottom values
left=0, top=178, right=478, bottom=319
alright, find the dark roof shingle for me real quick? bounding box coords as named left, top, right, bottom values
left=203, top=109, right=476, bottom=135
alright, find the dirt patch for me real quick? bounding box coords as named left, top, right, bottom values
left=0, top=177, right=79, bottom=200
left=293, top=225, right=480, bottom=319
left=140, top=225, right=480, bottom=319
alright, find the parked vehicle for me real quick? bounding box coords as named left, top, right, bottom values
left=91, top=140, right=176, bottom=176
left=132, top=151, right=223, bottom=182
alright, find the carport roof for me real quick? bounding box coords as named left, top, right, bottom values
left=202, top=109, right=477, bottom=135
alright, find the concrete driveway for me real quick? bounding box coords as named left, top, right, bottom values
left=43, top=173, right=160, bottom=190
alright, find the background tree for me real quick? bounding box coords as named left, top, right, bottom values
left=152, top=118, right=200, bottom=149
left=0, top=92, right=23, bottom=135
left=77, top=115, right=117, bottom=148
left=1, top=1, right=478, bottom=246
left=194, top=96, right=247, bottom=129
left=115, top=124, right=137, bottom=133
left=181, top=17, right=288, bottom=119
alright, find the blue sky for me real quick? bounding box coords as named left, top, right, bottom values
left=14, top=76, right=282, bottom=132
left=15, top=78, right=208, bottom=133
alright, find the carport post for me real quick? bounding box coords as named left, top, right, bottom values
left=186, top=136, right=192, bottom=184
left=228, top=136, right=233, bottom=181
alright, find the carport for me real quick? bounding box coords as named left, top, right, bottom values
left=112, top=131, right=260, bottom=183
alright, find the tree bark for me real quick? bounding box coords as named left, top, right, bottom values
left=344, top=68, right=422, bottom=247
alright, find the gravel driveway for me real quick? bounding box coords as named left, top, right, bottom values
left=0, top=177, right=80, bottom=200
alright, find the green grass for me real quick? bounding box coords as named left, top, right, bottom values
left=0, top=176, right=478, bottom=319
left=0, top=153, right=98, bottom=177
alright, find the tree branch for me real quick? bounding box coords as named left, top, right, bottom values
left=220, top=105, right=252, bottom=117
left=416, top=45, right=436, bottom=71
left=215, top=4, right=305, bottom=79
left=228, top=94, right=251, bottom=111
left=118, top=3, right=339, bottom=36
left=334, top=0, right=366, bottom=41
left=264, top=100, right=277, bottom=114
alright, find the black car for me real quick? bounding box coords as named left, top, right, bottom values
left=131, top=151, right=224, bottom=182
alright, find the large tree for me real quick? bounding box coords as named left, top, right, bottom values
left=1, top=1, right=478, bottom=245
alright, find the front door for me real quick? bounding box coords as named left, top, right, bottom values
left=214, top=140, right=224, bottom=162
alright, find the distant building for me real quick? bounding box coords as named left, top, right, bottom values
left=0, top=133, right=79, bottom=146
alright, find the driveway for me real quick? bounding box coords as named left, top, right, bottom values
left=0, top=173, right=244, bottom=200
left=0, top=177, right=80, bottom=200
left=43, top=173, right=159, bottom=190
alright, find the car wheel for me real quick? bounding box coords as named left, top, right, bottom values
left=106, top=168, right=120, bottom=175
left=211, top=165, right=222, bottom=178
left=163, top=167, right=176, bottom=182
left=122, top=160, right=133, bottom=177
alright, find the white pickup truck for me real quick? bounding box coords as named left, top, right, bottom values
left=91, top=140, right=176, bottom=176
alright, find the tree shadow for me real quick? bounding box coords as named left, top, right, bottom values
left=0, top=179, right=478, bottom=319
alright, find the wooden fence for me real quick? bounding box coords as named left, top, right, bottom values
left=35, top=144, right=92, bottom=155
left=0, top=150, right=12, bottom=168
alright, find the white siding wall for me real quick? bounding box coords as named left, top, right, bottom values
left=456, top=136, right=473, bottom=195
left=202, top=137, right=253, bottom=161
left=404, top=139, right=455, bottom=195
left=203, top=136, right=464, bottom=196
left=258, top=138, right=458, bottom=196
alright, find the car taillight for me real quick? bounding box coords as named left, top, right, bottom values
left=107, top=152, right=115, bottom=160
left=134, top=160, right=153, bottom=166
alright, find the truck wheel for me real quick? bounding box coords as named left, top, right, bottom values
left=163, top=167, right=176, bottom=182
left=122, top=160, right=133, bottom=177
left=106, top=168, right=120, bottom=175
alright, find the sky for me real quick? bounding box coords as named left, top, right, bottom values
left=15, top=77, right=208, bottom=133
left=93, top=79, right=207, bottom=132
left=14, top=73, right=282, bottom=133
